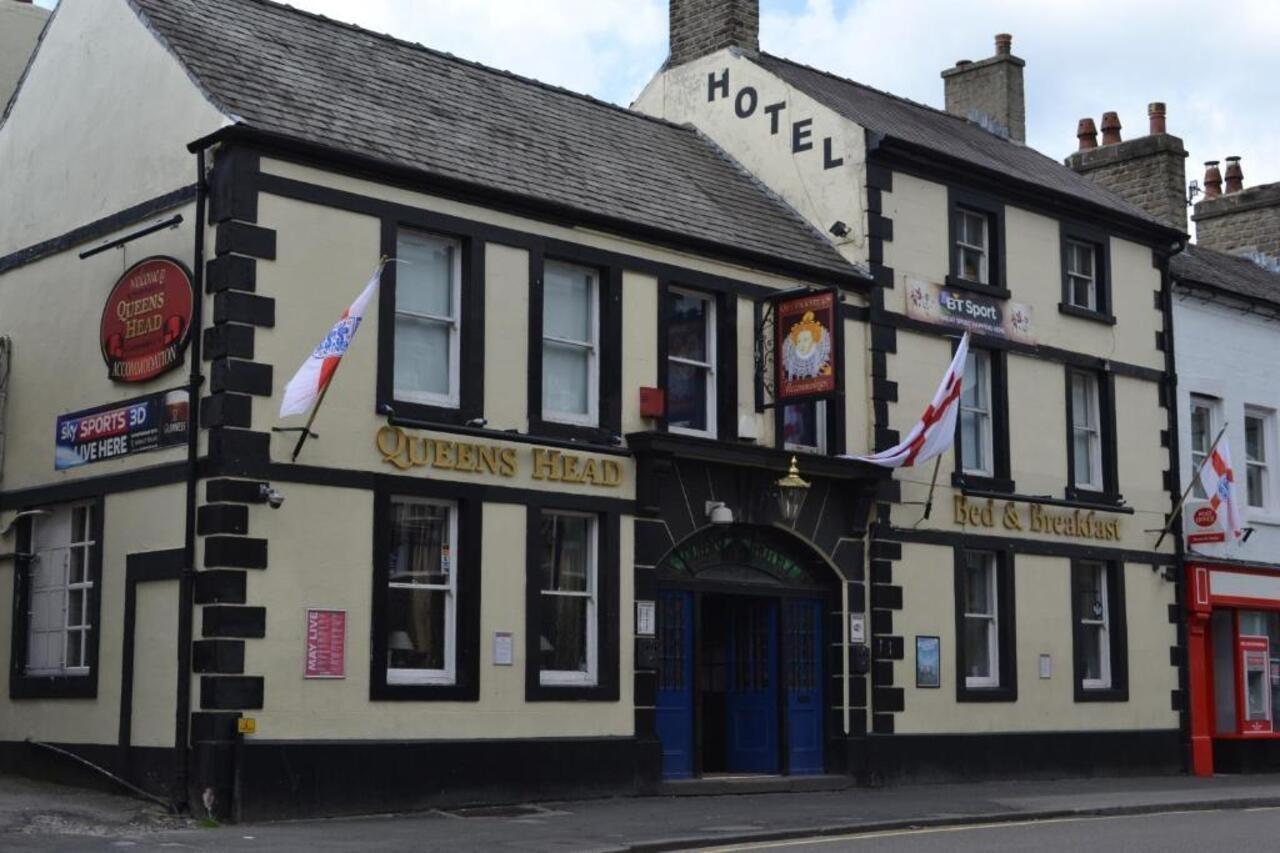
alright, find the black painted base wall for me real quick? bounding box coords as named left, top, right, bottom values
left=853, top=729, right=1183, bottom=785
left=233, top=735, right=662, bottom=821
left=0, top=741, right=178, bottom=802
left=1213, top=738, right=1280, bottom=774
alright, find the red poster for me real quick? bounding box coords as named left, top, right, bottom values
left=775, top=290, right=837, bottom=401
left=304, top=609, right=346, bottom=678
left=100, top=257, right=193, bottom=383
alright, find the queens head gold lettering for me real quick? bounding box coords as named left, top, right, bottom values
left=375, top=426, right=620, bottom=486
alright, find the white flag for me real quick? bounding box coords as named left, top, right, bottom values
left=849, top=333, right=970, bottom=468
left=279, top=263, right=384, bottom=418
left=1198, top=437, right=1245, bottom=542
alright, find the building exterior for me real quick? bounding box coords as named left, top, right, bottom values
left=637, top=8, right=1185, bottom=782
left=0, top=0, right=48, bottom=112
left=0, top=0, right=1188, bottom=821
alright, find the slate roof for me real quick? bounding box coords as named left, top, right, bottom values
left=127, top=0, right=859, bottom=280
left=754, top=53, right=1173, bottom=232
left=1171, top=244, right=1280, bottom=307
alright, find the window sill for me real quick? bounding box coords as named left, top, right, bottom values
left=1074, top=685, right=1129, bottom=703
left=10, top=672, right=97, bottom=700
left=369, top=678, right=478, bottom=702
left=944, top=274, right=1010, bottom=301
left=1057, top=303, right=1116, bottom=325
left=525, top=681, right=618, bottom=702
left=1065, top=488, right=1127, bottom=511
left=1245, top=513, right=1280, bottom=528
left=952, top=473, right=1017, bottom=494
left=956, top=685, right=1017, bottom=703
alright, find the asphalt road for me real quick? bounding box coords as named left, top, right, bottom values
left=695, top=806, right=1280, bottom=853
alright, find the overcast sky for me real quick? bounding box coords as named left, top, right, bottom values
left=38, top=0, right=1279, bottom=235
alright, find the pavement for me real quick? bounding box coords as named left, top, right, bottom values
left=4, top=772, right=1280, bottom=851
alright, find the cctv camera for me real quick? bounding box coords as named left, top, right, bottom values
left=258, top=484, right=285, bottom=509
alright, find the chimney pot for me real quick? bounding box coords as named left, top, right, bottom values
left=994, top=33, right=1012, bottom=56
left=1224, top=156, right=1244, bottom=194
left=1100, top=112, right=1122, bottom=145
left=1204, top=161, right=1223, bottom=199
left=955, top=59, right=972, bottom=67
left=1076, top=118, right=1098, bottom=150
left=1148, top=102, right=1167, bottom=135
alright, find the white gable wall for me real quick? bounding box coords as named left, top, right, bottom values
left=0, top=0, right=228, bottom=255
left=633, top=50, right=868, bottom=268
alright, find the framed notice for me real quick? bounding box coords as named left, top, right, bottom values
left=915, top=635, right=941, bottom=688
left=774, top=289, right=839, bottom=402
left=304, top=608, right=346, bottom=679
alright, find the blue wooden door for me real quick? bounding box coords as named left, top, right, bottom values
left=784, top=598, right=824, bottom=775
left=655, top=590, right=695, bottom=779
left=725, top=599, right=779, bottom=773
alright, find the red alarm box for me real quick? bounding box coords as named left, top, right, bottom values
left=639, top=386, right=665, bottom=419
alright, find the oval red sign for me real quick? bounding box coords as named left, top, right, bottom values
left=100, top=257, right=193, bottom=383
left=1193, top=506, right=1218, bottom=528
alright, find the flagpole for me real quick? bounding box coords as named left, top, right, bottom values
left=1153, top=421, right=1229, bottom=550
left=915, top=456, right=943, bottom=527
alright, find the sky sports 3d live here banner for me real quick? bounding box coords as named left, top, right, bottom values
left=55, top=389, right=189, bottom=470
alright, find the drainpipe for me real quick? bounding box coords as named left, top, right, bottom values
left=175, top=148, right=208, bottom=810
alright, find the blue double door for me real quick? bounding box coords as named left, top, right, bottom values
left=656, top=591, right=824, bottom=779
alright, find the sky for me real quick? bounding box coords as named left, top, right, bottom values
left=36, top=0, right=1280, bottom=232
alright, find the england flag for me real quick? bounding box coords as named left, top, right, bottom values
left=279, top=262, right=385, bottom=418
left=850, top=332, right=970, bottom=468
left=1198, top=438, right=1245, bottom=542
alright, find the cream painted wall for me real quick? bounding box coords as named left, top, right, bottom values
left=633, top=49, right=868, bottom=268
left=0, top=0, right=48, bottom=110
left=0, top=0, right=226, bottom=255
left=0, top=209, right=197, bottom=495
left=892, top=543, right=1178, bottom=733
left=483, top=243, right=530, bottom=432
left=239, top=488, right=633, bottom=739
left=0, top=484, right=183, bottom=744
left=622, top=272, right=660, bottom=432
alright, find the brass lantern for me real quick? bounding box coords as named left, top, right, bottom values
left=775, top=456, right=811, bottom=524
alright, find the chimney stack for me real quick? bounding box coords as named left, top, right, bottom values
left=1203, top=161, right=1222, bottom=199
left=667, top=0, right=759, bottom=68
left=1100, top=112, right=1122, bottom=145
left=941, top=33, right=1026, bottom=142
left=1065, top=103, right=1188, bottom=232
left=1224, top=156, right=1244, bottom=194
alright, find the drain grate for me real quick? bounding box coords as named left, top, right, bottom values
left=445, top=804, right=548, bottom=819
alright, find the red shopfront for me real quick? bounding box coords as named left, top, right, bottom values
left=1186, top=561, right=1280, bottom=775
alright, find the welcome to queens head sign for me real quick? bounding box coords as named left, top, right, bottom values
left=100, top=257, right=194, bottom=383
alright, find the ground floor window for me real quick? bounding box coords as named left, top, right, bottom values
left=385, top=498, right=457, bottom=685
left=953, top=547, right=1016, bottom=701
left=537, top=511, right=598, bottom=685
left=1071, top=559, right=1128, bottom=701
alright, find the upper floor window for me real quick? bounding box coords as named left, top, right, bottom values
left=1245, top=409, right=1272, bottom=510
left=783, top=401, right=827, bottom=454
left=542, top=260, right=600, bottom=427
left=1189, top=395, right=1219, bottom=499
left=1068, top=369, right=1109, bottom=494
left=385, top=498, right=457, bottom=686
left=960, top=350, right=993, bottom=476
left=954, top=209, right=989, bottom=284
left=538, top=511, right=598, bottom=686
left=666, top=288, right=716, bottom=438
left=1065, top=240, right=1097, bottom=310
left=394, top=230, right=461, bottom=407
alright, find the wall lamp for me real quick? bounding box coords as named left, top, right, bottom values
left=705, top=501, right=734, bottom=526
left=775, top=456, right=811, bottom=525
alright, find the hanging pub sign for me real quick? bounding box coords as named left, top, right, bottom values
left=905, top=277, right=1035, bottom=344
left=55, top=388, right=189, bottom=470
left=774, top=289, right=839, bottom=402
left=100, top=256, right=194, bottom=383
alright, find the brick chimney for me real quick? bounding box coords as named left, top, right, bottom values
left=941, top=33, right=1026, bottom=142
left=667, top=0, right=759, bottom=67
left=1193, top=157, right=1280, bottom=264
left=1065, top=103, right=1188, bottom=233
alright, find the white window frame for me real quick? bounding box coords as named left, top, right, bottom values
left=1078, top=560, right=1112, bottom=691
left=1071, top=371, right=1104, bottom=491
left=667, top=287, right=717, bottom=439
left=1245, top=408, right=1273, bottom=511
left=783, top=400, right=828, bottom=454
left=960, top=350, right=993, bottom=477
left=963, top=550, right=1000, bottom=689
left=956, top=208, right=989, bottom=284
left=1065, top=239, right=1097, bottom=310
left=393, top=230, right=462, bottom=408
left=25, top=502, right=95, bottom=677
left=386, top=497, right=458, bottom=686
left=542, top=261, right=600, bottom=427
left=1189, top=395, right=1219, bottom=500
left=539, top=510, right=599, bottom=687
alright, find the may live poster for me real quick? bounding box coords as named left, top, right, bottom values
left=775, top=290, right=837, bottom=402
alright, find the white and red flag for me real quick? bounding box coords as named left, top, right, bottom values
left=850, top=332, right=970, bottom=468
left=1198, top=438, right=1245, bottom=541
left=279, top=261, right=385, bottom=418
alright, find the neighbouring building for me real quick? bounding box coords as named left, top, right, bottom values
left=0, top=0, right=49, bottom=110
left=0, top=0, right=1188, bottom=821
left=638, top=7, right=1184, bottom=782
